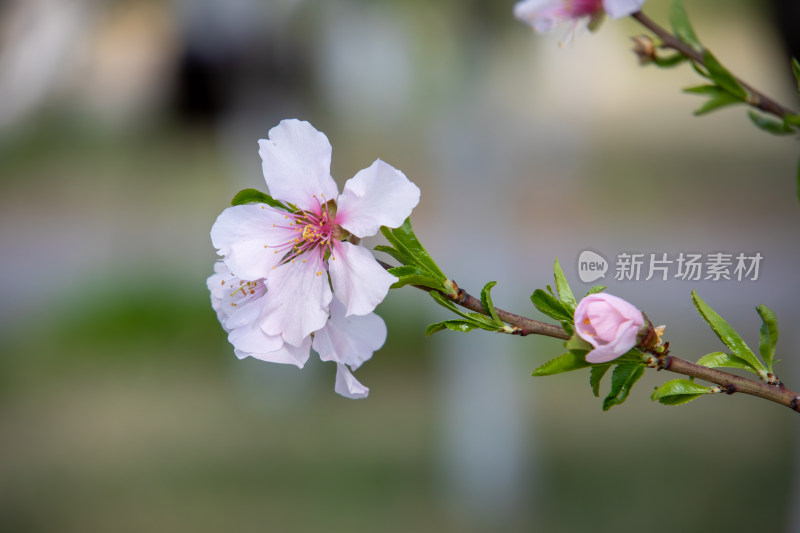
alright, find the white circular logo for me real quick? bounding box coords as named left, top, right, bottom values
left=578, top=250, right=608, bottom=283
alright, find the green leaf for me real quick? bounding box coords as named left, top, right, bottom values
left=387, top=265, right=446, bottom=290
left=683, top=84, right=723, bottom=95
left=653, top=53, right=689, bottom=68
left=615, top=348, right=648, bottom=364
left=792, top=57, right=800, bottom=95
left=756, top=304, right=778, bottom=373
left=602, top=363, right=645, bottom=411
left=586, top=285, right=606, bottom=296
left=480, top=282, right=502, bottom=324
left=426, top=320, right=479, bottom=336
left=784, top=114, right=800, bottom=127
left=530, top=289, right=573, bottom=323
left=696, top=351, right=760, bottom=376
left=553, top=259, right=577, bottom=311
left=566, top=333, right=593, bottom=353
left=374, top=244, right=413, bottom=267
left=429, top=292, right=503, bottom=331
left=748, top=111, right=796, bottom=136
left=590, top=364, right=611, bottom=397
left=702, top=50, right=747, bottom=99
left=231, top=188, right=286, bottom=209
left=532, top=352, right=591, bottom=376
left=652, top=379, right=715, bottom=406
left=669, top=0, right=701, bottom=51
left=691, top=290, right=765, bottom=373
left=381, top=218, right=447, bottom=281
left=684, top=85, right=743, bottom=116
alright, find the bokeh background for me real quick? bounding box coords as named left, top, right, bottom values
left=1, top=0, right=799, bottom=531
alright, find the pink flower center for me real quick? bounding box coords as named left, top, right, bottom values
left=580, top=317, right=598, bottom=338
left=269, top=196, right=338, bottom=275
left=562, top=0, right=603, bottom=16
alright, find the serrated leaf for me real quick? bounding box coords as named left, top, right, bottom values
left=590, top=364, right=611, bottom=397
left=756, top=304, right=778, bottom=373
left=480, top=281, right=502, bottom=324
left=696, top=351, right=759, bottom=376
left=602, top=363, right=645, bottom=411
left=669, top=0, right=701, bottom=51
left=429, top=289, right=461, bottom=312
left=684, top=85, right=743, bottom=116
left=387, top=265, right=445, bottom=290
left=231, top=188, right=286, bottom=209
left=553, top=259, right=577, bottom=311
left=381, top=218, right=447, bottom=282
left=532, top=352, right=590, bottom=376
left=426, top=320, right=479, bottom=336
left=530, top=289, right=573, bottom=323
left=586, top=285, right=606, bottom=296
left=429, top=291, right=503, bottom=331
left=374, top=244, right=413, bottom=267
left=792, top=58, right=800, bottom=95
left=651, top=379, right=715, bottom=406
left=691, top=290, right=765, bottom=373
left=748, top=111, right=796, bottom=136
left=702, top=50, right=747, bottom=99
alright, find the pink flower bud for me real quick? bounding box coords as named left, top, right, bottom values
left=573, top=293, right=645, bottom=363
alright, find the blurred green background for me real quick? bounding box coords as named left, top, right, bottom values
left=1, top=0, right=799, bottom=531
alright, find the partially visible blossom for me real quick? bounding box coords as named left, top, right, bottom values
left=513, top=0, right=645, bottom=33
left=207, top=261, right=310, bottom=367
left=574, top=293, right=645, bottom=363
left=211, top=119, right=419, bottom=348
left=313, top=297, right=387, bottom=399
left=207, top=261, right=386, bottom=399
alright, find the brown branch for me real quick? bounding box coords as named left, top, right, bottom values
left=383, top=260, right=800, bottom=413
left=631, top=11, right=796, bottom=119
left=658, top=355, right=800, bottom=412
left=377, top=260, right=569, bottom=340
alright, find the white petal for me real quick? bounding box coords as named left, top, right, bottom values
left=258, top=119, right=339, bottom=212
left=513, top=0, right=561, bottom=32
left=245, top=335, right=312, bottom=368
left=329, top=241, right=396, bottom=316
left=334, top=363, right=369, bottom=399
left=261, top=259, right=332, bottom=346
left=602, top=0, right=644, bottom=18
left=207, top=262, right=230, bottom=323
left=313, top=297, right=387, bottom=370
left=336, top=159, right=420, bottom=238
left=210, top=205, right=298, bottom=280
left=228, top=319, right=285, bottom=354
left=207, top=261, right=229, bottom=298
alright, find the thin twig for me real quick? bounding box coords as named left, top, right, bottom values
left=631, top=11, right=796, bottom=119
left=384, top=260, right=800, bottom=413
